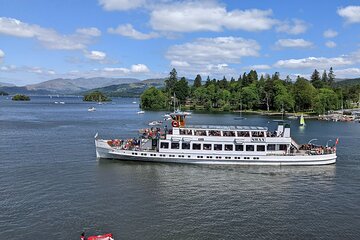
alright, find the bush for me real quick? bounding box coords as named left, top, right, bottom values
left=12, top=94, right=30, bottom=101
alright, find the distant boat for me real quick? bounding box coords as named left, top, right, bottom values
left=59, top=101, right=65, bottom=104
left=300, top=114, right=305, bottom=126
left=88, top=107, right=96, bottom=112
left=54, top=101, right=59, bottom=104
left=132, top=101, right=137, bottom=104
left=148, top=120, right=163, bottom=126
left=137, top=110, right=145, bottom=114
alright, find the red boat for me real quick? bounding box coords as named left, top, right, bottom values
left=87, top=233, right=114, bottom=240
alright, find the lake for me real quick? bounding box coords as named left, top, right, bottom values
left=0, top=96, right=359, bottom=239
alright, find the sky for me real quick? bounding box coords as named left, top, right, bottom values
left=0, top=0, right=360, bottom=86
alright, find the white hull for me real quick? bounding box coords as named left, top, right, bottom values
left=95, top=140, right=336, bottom=166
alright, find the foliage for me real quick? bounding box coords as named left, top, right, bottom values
left=12, top=94, right=30, bottom=101
left=83, top=91, right=111, bottom=102
left=140, top=87, right=167, bottom=110
left=140, top=67, right=359, bottom=113
left=0, top=91, right=9, bottom=96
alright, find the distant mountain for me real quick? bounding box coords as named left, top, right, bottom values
left=0, top=86, right=53, bottom=95
left=86, top=78, right=195, bottom=97
left=25, top=77, right=140, bottom=94
left=0, top=81, right=15, bottom=87
left=335, top=78, right=360, bottom=87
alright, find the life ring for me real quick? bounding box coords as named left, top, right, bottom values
left=172, top=121, right=179, bottom=127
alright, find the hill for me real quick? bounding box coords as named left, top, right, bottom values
left=335, top=78, right=360, bottom=87
left=0, top=81, right=15, bottom=87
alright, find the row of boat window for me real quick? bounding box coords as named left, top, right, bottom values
left=179, top=129, right=267, bottom=137
left=160, top=142, right=288, bottom=151
left=132, top=152, right=261, bottom=160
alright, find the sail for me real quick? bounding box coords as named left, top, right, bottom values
left=300, top=114, right=305, bottom=126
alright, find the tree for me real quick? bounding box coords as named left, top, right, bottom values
left=313, top=88, right=339, bottom=114
left=311, top=69, right=323, bottom=88
left=241, top=83, right=259, bottom=109
left=328, top=67, right=335, bottom=86
left=165, top=68, right=178, bottom=93
left=293, top=77, right=316, bottom=111
left=140, top=87, right=167, bottom=110
left=83, top=91, right=110, bottom=102
left=174, top=77, right=189, bottom=104
left=321, top=70, right=328, bottom=84
left=273, top=80, right=295, bottom=111
left=194, top=74, right=202, bottom=88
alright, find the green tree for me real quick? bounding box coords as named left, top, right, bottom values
left=193, top=74, right=202, bottom=88
left=311, top=69, right=323, bottom=88
left=293, top=77, right=316, bottom=111
left=313, top=88, right=339, bottom=114
left=174, top=77, right=189, bottom=104
left=321, top=70, right=328, bottom=84
left=241, top=83, right=259, bottom=109
left=328, top=67, right=335, bottom=86
left=83, top=91, right=111, bottom=102
left=140, top=87, right=167, bottom=110
left=273, top=80, right=295, bottom=111
left=165, top=68, right=178, bottom=93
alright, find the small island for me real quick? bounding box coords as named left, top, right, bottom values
left=0, top=91, right=9, bottom=96
left=12, top=94, right=30, bottom=101
left=83, top=91, right=111, bottom=102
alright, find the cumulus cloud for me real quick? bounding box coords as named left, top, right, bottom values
left=166, top=36, right=259, bottom=76
left=275, top=39, right=313, bottom=48
left=0, top=64, right=56, bottom=76
left=274, top=56, right=353, bottom=69
left=99, top=0, right=146, bottom=11
left=323, top=29, right=338, bottom=38
left=325, top=41, right=337, bottom=48
left=338, top=6, right=360, bottom=23
left=335, top=67, right=360, bottom=78
left=131, top=64, right=150, bottom=73
left=150, top=2, right=277, bottom=32
left=0, top=49, right=4, bottom=60
left=0, top=17, right=100, bottom=50
left=247, top=64, right=271, bottom=70
left=84, top=50, right=107, bottom=61
left=276, top=19, right=308, bottom=35
left=108, top=24, right=159, bottom=40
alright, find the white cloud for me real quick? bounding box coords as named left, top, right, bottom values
left=325, top=41, right=337, bottom=48
left=335, top=68, right=360, bottom=78
left=150, top=2, right=277, bottom=32
left=247, top=64, right=271, bottom=70
left=338, top=6, right=360, bottom=23
left=276, top=19, right=308, bottom=35
left=108, top=24, right=159, bottom=40
left=274, top=56, right=353, bottom=69
left=0, top=17, right=100, bottom=50
left=99, top=0, right=145, bottom=11
left=76, top=27, right=101, bottom=37
left=166, top=36, right=259, bottom=77
left=0, top=49, right=4, bottom=60
left=84, top=50, right=107, bottom=61
left=0, top=64, right=56, bottom=76
left=323, top=29, right=338, bottom=38
left=131, top=64, right=150, bottom=73
left=275, top=38, right=313, bottom=48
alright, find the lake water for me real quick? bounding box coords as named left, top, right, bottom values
left=0, top=96, right=359, bottom=239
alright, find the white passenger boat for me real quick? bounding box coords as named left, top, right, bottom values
left=137, top=110, right=145, bottom=114
left=95, top=112, right=337, bottom=165
left=88, top=107, right=96, bottom=112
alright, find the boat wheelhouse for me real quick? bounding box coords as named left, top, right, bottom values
left=95, top=112, right=337, bottom=165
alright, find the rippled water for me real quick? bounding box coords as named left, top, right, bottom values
left=0, top=96, right=359, bottom=239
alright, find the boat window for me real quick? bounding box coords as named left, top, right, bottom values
left=203, top=144, right=212, bottom=150
left=267, top=144, right=276, bottom=151
left=160, top=142, right=169, bottom=149
left=252, top=131, right=265, bottom=137
left=182, top=142, right=190, bottom=149
left=180, top=129, right=193, bottom=135
left=223, top=131, right=235, bottom=137
left=225, top=144, right=233, bottom=151
left=171, top=142, right=180, bottom=149
left=192, top=143, right=201, bottom=150
left=257, top=145, right=265, bottom=151
left=235, top=145, right=244, bottom=151
left=246, top=145, right=255, bottom=151
left=279, top=144, right=287, bottom=150
left=237, top=131, right=250, bottom=137
left=208, top=130, right=221, bottom=136
left=194, top=130, right=207, bottom=136
left=214, top=144, right=222, bottom=151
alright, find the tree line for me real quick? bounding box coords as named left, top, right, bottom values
left=140, top=67, right=360, bottom=114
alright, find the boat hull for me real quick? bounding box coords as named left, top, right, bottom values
left=95, top=140, right=336, bottom=166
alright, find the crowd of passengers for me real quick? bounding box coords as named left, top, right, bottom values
left=300, top=144, right=336, bottom=154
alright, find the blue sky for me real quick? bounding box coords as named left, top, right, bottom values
left=0, top=0, right=360, bottom=85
